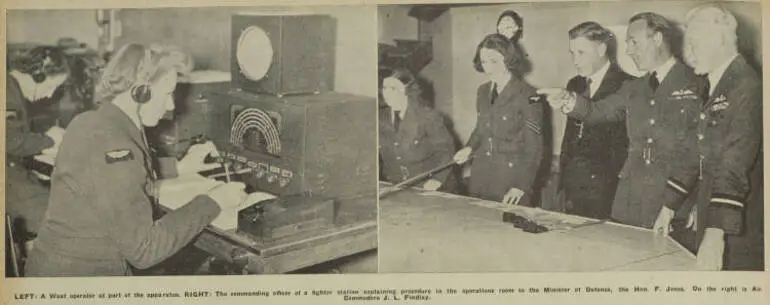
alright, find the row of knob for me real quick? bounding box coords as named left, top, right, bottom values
left=221, top=152, right=293, bottom=187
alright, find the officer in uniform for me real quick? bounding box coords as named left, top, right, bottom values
left=454, top=34, right=544, bottom=206
left=653, top=5, right=763, bottom=271
left=553, top=21, right=632, bottom=218
left=538, top=13, right=705, bottom=228
left=379, top=68, right=458, bottom=192
left=5, top=46, right=69, bottom=235
left=25, top=44, right=247, bottom=277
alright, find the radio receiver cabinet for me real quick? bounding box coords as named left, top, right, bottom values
left=231, top=13, right=336, bottom=96
left=206, top=88, right=377, bottom=200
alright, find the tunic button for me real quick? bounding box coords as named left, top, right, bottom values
left=394, top=142, right=398, bottom=146
left=650, top=100, right=656, bottom=105
left=680, top=109, right=685, bottom=113
left=508, top=162, right=513, bottom=168
left=647, top=138, right=653, bottom=143
left=488, top=137, right=492, bottom=142
left=590, top=174, right=596, bottom=179
left=414, top=140, right=419, bottom=144
left=697, top=134, right=704, bottom=141
left=502, top=116, right=507, bottom=121
left=396, top=156, right=402, bottom=160
left=649, top=118, right=655, bottom=125
left=486, top=151, right=491, bottom=156
left=645, top=160, right=651, bottom=165
left=700, top=113, right=706, bottom=120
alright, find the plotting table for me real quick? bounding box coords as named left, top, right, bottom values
left=378, top=183, right=696, bottom=273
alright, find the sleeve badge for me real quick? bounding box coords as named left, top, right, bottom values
left=105, top=149, right=135, bottom=164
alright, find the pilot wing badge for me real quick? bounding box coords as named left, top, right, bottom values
left=105, top=149, right=135, bottom=164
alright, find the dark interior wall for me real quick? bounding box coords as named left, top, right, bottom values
left=115, top=6, right=377, bottom=98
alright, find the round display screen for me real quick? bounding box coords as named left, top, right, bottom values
left=236, top=25, right=273, bottom=81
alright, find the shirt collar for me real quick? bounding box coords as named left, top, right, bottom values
left=9, top=70, right=36, bottom=101
left=652, top=57, right=676, bottom=83
left=707, top=53, right=739, bottom=95
left=588, top=60, right=611, bottom=86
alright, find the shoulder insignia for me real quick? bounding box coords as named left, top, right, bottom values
left=525, top=120, right=542, bottom=135
left=105, top=149, right=134, bottom=164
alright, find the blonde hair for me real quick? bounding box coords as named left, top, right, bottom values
left=96, top=43, right=194, bottom=103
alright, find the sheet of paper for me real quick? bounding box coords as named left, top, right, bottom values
left=157, top=174, right=277, bottom=231
left=157, top=174, right=224, bottom=210
left=209, top=192, right=276, bottom=230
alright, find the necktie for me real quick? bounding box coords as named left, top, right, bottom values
left=702, top=80, right=711, bottom=103
left=649, top=72, right=660, bottom=91
left=585, top=77, right=593, bottom=98
left=393, top=111, right=401, bottom=132
left=490, top=83, right=498, bottom=105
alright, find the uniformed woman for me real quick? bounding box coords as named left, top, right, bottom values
left=5, top=46, right=69, bottom=235
left=379, top=68, right=458, bottom=192
left=25, top=44, right=247, bottom=277
left=453, top=34, right=544, bottom=205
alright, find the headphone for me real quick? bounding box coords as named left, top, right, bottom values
left=130, top=47, right=153, bottom=104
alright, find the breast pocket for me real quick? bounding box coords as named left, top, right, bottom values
left=491, top=110, right=521, bottom=140
left=401, top=128, right=433, bottom=162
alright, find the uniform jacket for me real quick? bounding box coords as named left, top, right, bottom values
left=379, top=103, right=457, bottom=191
left=662, top=56, right=763, bottom=270
left=559, top=63, right=632, bottom=219
left=26, top=102, right=221, bottom=277
left=569, top=59, right=704, bottom=228
left=5, top=76, right=55, bottom=235
left=466, top=77, right=544, bottom=204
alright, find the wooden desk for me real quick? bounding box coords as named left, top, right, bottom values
left=378, top=184, right=696, bottom=272
left=192, top=196, right=377, bottom=274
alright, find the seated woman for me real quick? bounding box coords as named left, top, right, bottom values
left=378, top=68, right=458, bottom=193
left=5, top=46, right=69, bottom=235
left=453, top=34, right=544, bottom=206
left=25, top=43, right=246, bottom=277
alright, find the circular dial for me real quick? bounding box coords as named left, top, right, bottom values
left=236, top=25, right=273, bottom=81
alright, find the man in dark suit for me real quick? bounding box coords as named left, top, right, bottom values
left=538, top=13, right=705, bottom=229
left=654, top=5, right=763, bottom=271
left=548, top=22, right=632, bottom=219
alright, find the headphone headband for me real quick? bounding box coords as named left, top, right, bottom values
left=130, top=46, right=154, bottom=104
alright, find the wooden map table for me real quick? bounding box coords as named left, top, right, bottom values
left=378, top=183, right=696, bottom=273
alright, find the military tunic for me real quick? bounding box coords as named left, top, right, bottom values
left=379, top=103, right=458, bottom=192
left=568, top=60, right=704, bottom=228
left=26, top=102, right=221, bottom=277
left=662, top=56, right=763, bottom=270
left=559, top=64, right=632, bottom=219
left=5, top=76, right=55, bottom=235
left=466, top=77, right=544, bottom=205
